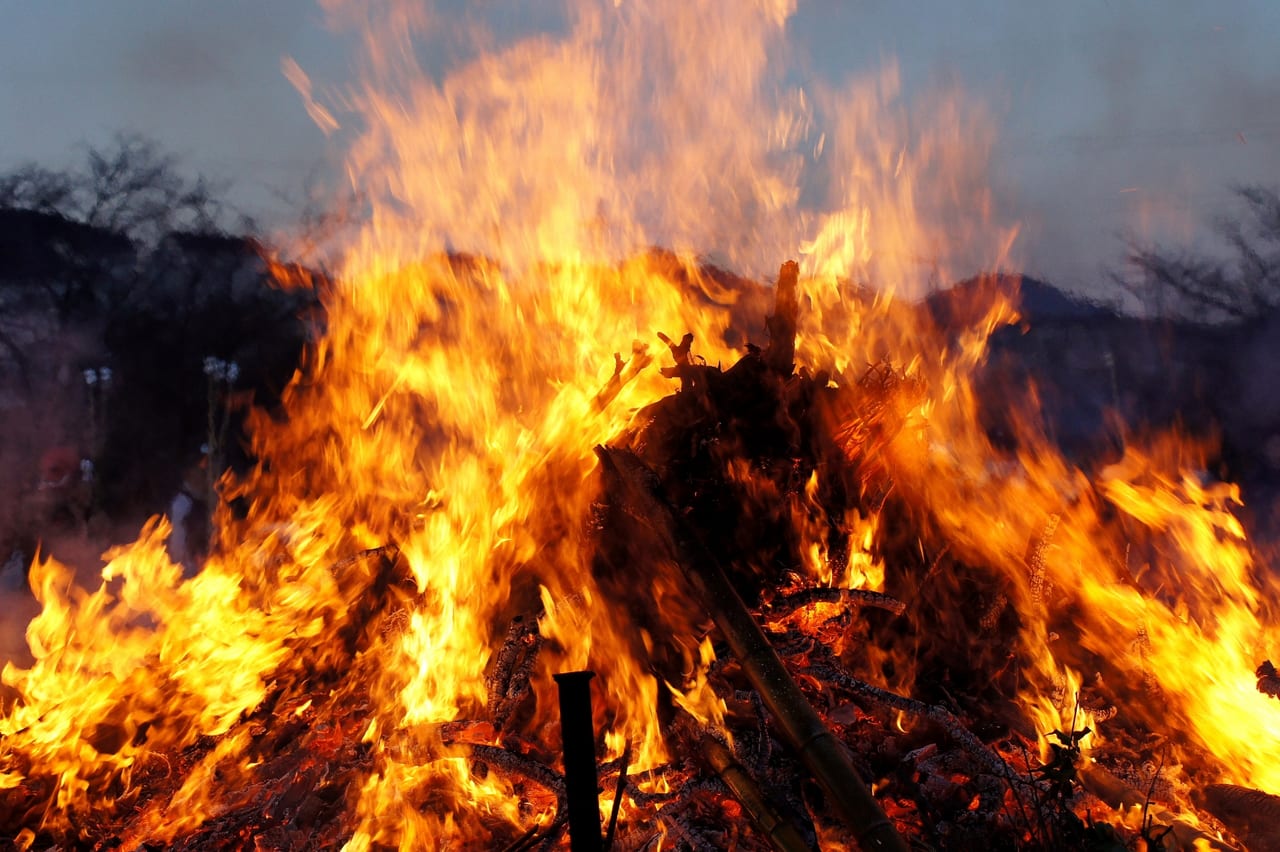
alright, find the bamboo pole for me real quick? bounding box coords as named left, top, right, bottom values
left=701, top=736, right=811, bottom=852
left=596, top=446, right=907, bottom=852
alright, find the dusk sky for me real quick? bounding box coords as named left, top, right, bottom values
left=3, top=1, right=1278, bottom=300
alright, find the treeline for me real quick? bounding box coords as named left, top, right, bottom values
left=0, top=136, right=319, bottom=552
left=3, top=135, right=1278, bottom=557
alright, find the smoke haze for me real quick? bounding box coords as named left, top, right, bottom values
left=1, top=1, right=1279, bottom=296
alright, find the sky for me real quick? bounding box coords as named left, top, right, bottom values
left=2, top=1, right=1278, bottom=302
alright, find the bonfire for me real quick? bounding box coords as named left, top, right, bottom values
left=2, top=2, right=1278, bottom=850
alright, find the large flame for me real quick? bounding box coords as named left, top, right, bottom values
left=1, top=1, right=1275, bottom=848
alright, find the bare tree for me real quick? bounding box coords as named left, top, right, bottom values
left=1121, top=185, right=1280, bottom=322
left=0, top=134, right=231, bottom=247
left=0, top=135, right=248, bottom=324
left=0, top=165, right=76, bottom=215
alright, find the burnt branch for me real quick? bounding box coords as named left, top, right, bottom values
left=1077, top=764, right=1233, bottom=851
left=764, top=260, right=799, bottom=375
left=491, top=621, right=544, bottom=733
left=805, top=664, right=1018, bottom=785
left=466, top=743, right=566, bottom=804
left=766, top=587, right=906, bottom=620
left=593, top=341, right=654, bottom=412
left=488, top=616, right=537, bottom=710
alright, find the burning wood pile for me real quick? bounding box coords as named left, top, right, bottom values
left=5, top=3, right=1280, bottom=850
left=1, top=257, right=1278, bottom=851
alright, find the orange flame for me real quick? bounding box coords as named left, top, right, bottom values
left=1, top=1, right=1273, bottom=848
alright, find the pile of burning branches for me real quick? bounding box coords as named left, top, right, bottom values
left=3, top=262, right=1279, bottom=851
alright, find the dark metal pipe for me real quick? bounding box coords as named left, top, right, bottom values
left=554, top=670, right=602, bottom=852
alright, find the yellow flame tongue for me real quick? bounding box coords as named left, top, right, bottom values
left=7, top=1, right=1277, bottom=849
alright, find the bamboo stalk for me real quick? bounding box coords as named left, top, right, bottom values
left=701, top=736, right=811, bottom=852
left=596, top=446, right=907, bottom=852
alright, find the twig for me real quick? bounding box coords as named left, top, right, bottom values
left=701, top=735, right=810, bottom=852
left=602, top=742, right=630, bottom=852
left=621, top=781, right=680, bottom=808
left=592, top=342, right=654, bottom=412
left=1013, top=738, right=1049, bottom=847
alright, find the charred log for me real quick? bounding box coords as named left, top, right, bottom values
left=1076, top=763, right=1235, bottom=851
left=1201, top=783, right=1280, bottom=852
left=766, top=587, right=906, bottom=620
left=764, top=260, right=799, bottom=375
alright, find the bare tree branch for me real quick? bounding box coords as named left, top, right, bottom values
left=1122, top=184, right=1280, bottom=322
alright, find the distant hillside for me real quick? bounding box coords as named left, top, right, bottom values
left=928, top=272, right=1280, bottom=534
left=926, top=272, right=1114, bottom=328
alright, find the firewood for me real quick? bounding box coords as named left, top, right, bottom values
left=465, top=743, right=568, bottom=820
left=700, top=735, right=811, bottom=852
left=595, top=444, right=908, bottom=852
left=804, top=663, right=1018, bottom=785
left=1075, top=763, right=1235, bottom=851
left=764, top=260, right=799, bottom=375
left=489, top=616, right=531, bottom=708
left=1202, top=783, right=1280, bottom=852
left=766, top=586, right=906, bottom=619
left=489, top=615, right=543, bottom=732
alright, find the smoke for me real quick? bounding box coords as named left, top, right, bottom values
left=6, top=2, right=1278, bottom=294
left=784, top=1, right=1280, bottom=301
left=984, top=3, right=1280, bottom=300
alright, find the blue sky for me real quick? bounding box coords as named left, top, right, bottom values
left=2, top=1, right=1278, bottom=298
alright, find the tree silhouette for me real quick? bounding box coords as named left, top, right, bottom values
left=0, top=133, right=233, bottom=246
left=1123, top=185, right=1280, bottom=322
